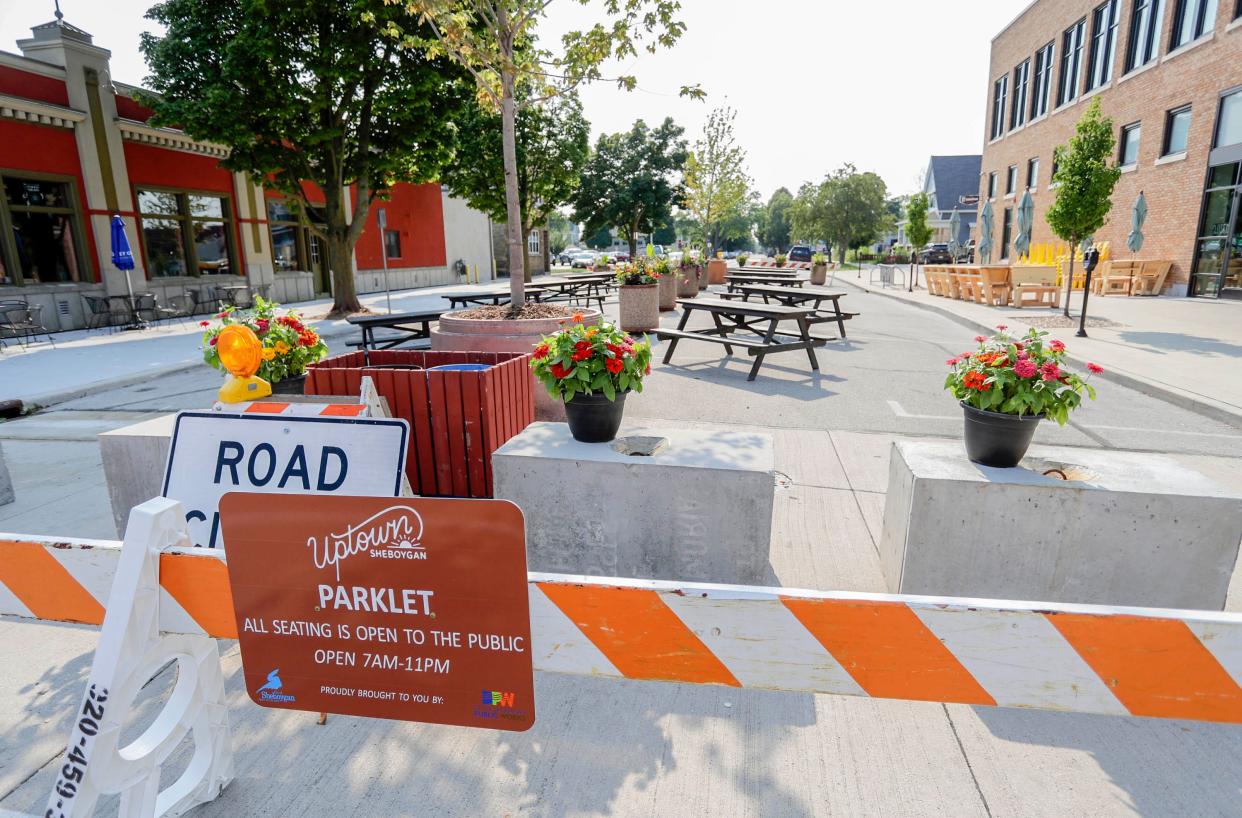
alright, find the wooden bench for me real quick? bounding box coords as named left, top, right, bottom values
left=1013, top=284, right=1061, bottom=309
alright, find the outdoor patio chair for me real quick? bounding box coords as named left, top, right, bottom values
left=0, top=300, right=55, bottom=348
left=1099, top=260, right=1138, bottom=296
left=191, top=287, right=220, bottom=315
left=980, top=267, right=1012, bottom=306
left=135, top=293, right=185, bottom=327
left=82, top=295, right=123, bottom=331
left=1132, top=260, right=1172, bottom=296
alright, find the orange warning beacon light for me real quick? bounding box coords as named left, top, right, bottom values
left=216, top=324, right=272, bottom=403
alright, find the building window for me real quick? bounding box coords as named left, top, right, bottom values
left=1216, top=89, right=1242, bottom=148
left=1120, top=122, right=1142, bottom=166
left=1027, top=157, right=1040, bottom=189
left=1171, top=0, right=1218, bottom=49
left=1126, top=0, right=1166, bottom=71
left=1163, top=105, right=1193, bottom=155
left=987, top=172, right=997, bottom=200
left=0, top=174, right=88, bottom=286
left=384, top=230, right=401, bottom=259
left=1001, top=207, right=1014, bottom=259
left=1031, top=42, right=1055, bottom=120
left=1010, top=60, right=1030, bottom=130
left=138, top=189, right=233, bottom=278
left=1087, top=0, right=1120, bottom=91
left=1059, top=19, right=1087, bottom=106
left=1006, top=165, right=1018, bottom=195
left=991, top=76, right=1008, bottom=139
left=527, top=229, right=541, bottom=255
left=267, top=199, right=303, bottom=272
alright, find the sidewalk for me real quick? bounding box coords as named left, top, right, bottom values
left=0, top=279, right=513, bottom=409
left=847, top=269, right=1242, bottom=426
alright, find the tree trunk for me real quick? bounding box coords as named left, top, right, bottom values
left=1063, top=241, right=1076, bottom=318
left=327, top=232, right=360, bottom=314
left=500, top=68, right=525, bottom=310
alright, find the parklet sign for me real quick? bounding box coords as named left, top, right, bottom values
left=220, top=493, right=535, bottom=731
left=162, top=412, right=408, bottom=549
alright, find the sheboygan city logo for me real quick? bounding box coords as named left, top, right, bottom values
left=256, top=669, right=296, bottom=703
left=308, top=504, right=427, bottom=581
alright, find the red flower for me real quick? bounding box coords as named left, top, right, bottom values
left=299, top=333, right=316, bottom=347
left=1049, top=339, right=1065, bottom=352
left=574, top=340, right=591, bottom=351
left=550, top=362, right=572, bottom=379
left=256, top=318, right=270, bottom=333
left=533, top=343, right=550, bottom=360
left=605, top=357, right=623, bottom=374
left=1087, top=362, right=1104, bottom=374
left=209, top=337, right=217, bottom=346
left=995, top=324, right=1008, bottom=331
left=199, top=320, right=210, bottom=327
left=571, top=312, right=584, bottom=323
left=1013, top=358, right=1037, bottom=378
left=974, top=335, right=986, bottom=343
left=606, top=343, right=626, bottom=357
left=645, top=363, right=651, bottom=375
left=962, top=371, right=989, bottom=390
left=1040, top=362, right=1061, bottom=381
left=946, top=356, right=960, bottom=366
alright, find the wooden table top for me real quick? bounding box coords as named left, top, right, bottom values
left=679, top=297, right=816, bottom=317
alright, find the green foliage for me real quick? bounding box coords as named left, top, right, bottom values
left=141, top=0, right=470, bottom=313
left=774, top=253, right=787, bottom=267
left=683, top=106, right=751, bottom=252
left=652, top=220, right=678, bottom=245
left=614, top=257, right=666, bottom=285
left=757, top=187, right=793, bottom=252
left=547, top=212, right=573, bottom=255
left=943, top=327, right=1101, bottom=424
left=1045, top=99, right=1122, bottom=246
left=791, top=165, right=890, bottom=264
left=200, top=298, right=327, bottom=382
left=530, top=319, right=653, bottom=402
left=586, top=226, right=613, bottom=249
left=905, top=192, right=933, bottom=253
left=737, top=253, right=749, bottom=266
left=571, top=119, right=689, bottom=257
left=812, top=252, right=827, bottom=265
left=440, top=87, right=589, bottom=240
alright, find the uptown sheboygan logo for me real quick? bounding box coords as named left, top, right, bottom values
left=308, top=505, right=426, bottom=580
left=256, top=669, right=295, bottom=703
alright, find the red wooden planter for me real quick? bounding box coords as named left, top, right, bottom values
left=306, top=350, right=534, bottom=498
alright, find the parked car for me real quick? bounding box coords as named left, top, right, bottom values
left=955, top=240, right=976, bottom=263
left=788, top=245, right=814, bottom=263
left=723, top=251, right=737, bottom=259
left=555, top=251, right=574, bottom=265
left=611, top=249, right=631, bottom=263
left=667, top=250, right=684, bottom=265
left=919, top=243, right=953, bottom=264
left=570, top=252, right=596, bottom=268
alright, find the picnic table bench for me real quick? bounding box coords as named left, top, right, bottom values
left=720, top=284, right=858, bottom=339
left=725, top=272, right=808, bottom=288
left=346, top=309, right=443, bottom=364
left=533, top=275, right=613, bottom=309
left=654, top=297, right=824, bottom=381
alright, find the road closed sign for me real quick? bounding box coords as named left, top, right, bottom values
left=162, top=412, right=408, bottom=549
left=219, top=493, right=534, bottom=731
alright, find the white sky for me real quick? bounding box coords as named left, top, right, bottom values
left=1, top=0, right=1032, bottom=200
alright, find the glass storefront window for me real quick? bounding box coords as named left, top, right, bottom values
left=267, top=199, right=304, bottom=271
left=138, top=189, right=234, bottom=278
left=1216, top=90, right=1242, bottom=149
left=1, top=175, right=88, bottom=285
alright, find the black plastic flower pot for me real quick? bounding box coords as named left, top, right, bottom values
left=270, top=373, right=307, bottom=395
left=960, top=401, right=1043, bottom=468
left=564, top=390, right=628, bottom=443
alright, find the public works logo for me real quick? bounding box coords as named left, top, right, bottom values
left=308, top=505, right=426, bottom=580
left=482, top=690, right=516, bottom=707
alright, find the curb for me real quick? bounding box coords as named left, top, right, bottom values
left=846, top=275, right=1242, bottom=431
left=19, top=320, right=362, bottom=412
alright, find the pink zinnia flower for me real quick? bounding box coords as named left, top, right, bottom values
left=1087, top=362, right=1104, bottom=374
left=974, top=335, right=986, bottom=343
left=996, top=324, right=1008, bottom=331
left=1040, top=362, right=1061, bottom=381
left=1013, top=358, right=1037, bottom=378
left=946, top=356, right=960, bottom=366
left=1049, top=339, right=1065, bottom=352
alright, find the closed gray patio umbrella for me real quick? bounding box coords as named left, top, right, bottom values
left=978, top=201, right=994, bottom=264
left=1127, top=191, right=1148, bottom=253
left=948, top=209, right=962, bottom=259
left=1014, top=190, right=1034, bottom=258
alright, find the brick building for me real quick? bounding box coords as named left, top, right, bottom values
left=0, top=16, right=495, bottom=330
left=979, top=0, right=1242, bottom=298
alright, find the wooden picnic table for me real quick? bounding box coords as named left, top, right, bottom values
left=531, top=275, right=613, bottom=309
left=722, top=284, right=858, bottom=339
left=442, top=283, right=550, bottom=309
left=725, top=272, right=808, bottom=288
left=347, top=308, right=444, bottom=364
left=655, top=297, right=824, bottom=381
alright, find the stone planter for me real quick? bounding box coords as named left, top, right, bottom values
left=811, top=263, right=828, bottom=285
left=432, top=308, right=602, bottom=421
left=706, top=259, right=728, bottom=285
left=676, top=266, right=701, bottom=297
left=618, top=283, right=659, bottom=332
left=657, top=271, right=678, bottom=310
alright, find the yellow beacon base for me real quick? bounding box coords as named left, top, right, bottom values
left=215, top=324, right=272, bottom=404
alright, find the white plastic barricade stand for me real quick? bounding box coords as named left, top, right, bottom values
left=45, top=498, right=232, bottom=818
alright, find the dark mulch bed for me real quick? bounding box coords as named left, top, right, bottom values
left=454, top=303, right=576, bottom=320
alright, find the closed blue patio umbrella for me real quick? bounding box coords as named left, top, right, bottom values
left=110, top=215, right=142, bottom=329
left=978, top=201, right=994, bottom=264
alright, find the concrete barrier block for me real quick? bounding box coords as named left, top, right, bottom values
left=879, top=440, right=1242, bottom=610
left=99, top=413, right=177, bottom=537
left=0, top=442, right=13, bottom=506
left=494, top=422, right=774, bottom=584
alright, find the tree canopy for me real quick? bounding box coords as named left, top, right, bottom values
left=905, top=192, right=933, bottom=253
left=790, top=166, right=890, bottom=264
left=439, top=87, right=589, bottom=278
left=141, top=0, right=470, bottom=313
left=682, top=106, right=751, bottom=253
left=571, top=118, right=689, bottom=257
left=757, top=188, right=793, bottom=252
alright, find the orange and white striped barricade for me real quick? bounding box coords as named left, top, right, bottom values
left=5, top=499, right=1242, bottom=815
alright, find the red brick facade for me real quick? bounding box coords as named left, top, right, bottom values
left=978, top=0, right=1242, bottom=295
